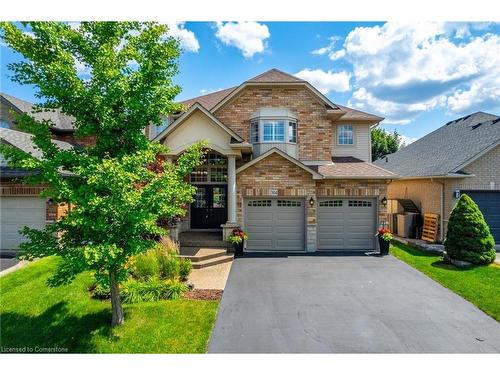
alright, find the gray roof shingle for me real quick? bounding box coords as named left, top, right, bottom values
left=374, top=112, right=500, bottom=177
left=0, top=127, right=74, bottom=160
left=1, top=92, right=76, bottom=131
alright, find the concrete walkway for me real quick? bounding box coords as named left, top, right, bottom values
left=208, top=254, right=500, bottom=353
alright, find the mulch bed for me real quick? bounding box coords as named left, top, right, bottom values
left=184, top=289, right=223, bottom=301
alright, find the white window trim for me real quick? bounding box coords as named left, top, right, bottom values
left=337, top=124, right=355, bottom=146
left=250, top=117, right=298, bottom=144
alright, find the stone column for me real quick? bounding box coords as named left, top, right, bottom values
left=227, top=155, right=237, bottom=224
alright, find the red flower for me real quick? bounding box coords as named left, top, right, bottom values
left=377, top=227, right=391, bottom=235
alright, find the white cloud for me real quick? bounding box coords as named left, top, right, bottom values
left=166, top=22, right=199, bottom=53
left=349, top=87, right=446, bottom=124
left=333, top=22, right=500, bottom=123
left=200, top=88, right=223, bottom=95
left=311, top=36, right=345, bottom=60
left=295, top=69, right=351, bottom=94
left=215, top=22, right=270, bottom=58
left=399, top=134, right=419, bottom=145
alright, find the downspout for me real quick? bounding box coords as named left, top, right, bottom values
left=431, top=178, right=445, bottom=243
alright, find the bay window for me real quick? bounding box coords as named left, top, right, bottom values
left=250, top=118, right=298, bottom=144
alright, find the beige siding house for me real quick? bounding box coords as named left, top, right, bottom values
left=375, top=112, right=500, bottom=243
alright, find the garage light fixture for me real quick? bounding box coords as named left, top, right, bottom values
left=309, top=197, right=315, bottom=207
left=380, top=197, right=387, bottom=207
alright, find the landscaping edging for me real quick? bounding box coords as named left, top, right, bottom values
left=393, top=236, right=444, bottom=255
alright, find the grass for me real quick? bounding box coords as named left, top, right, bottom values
left=0, top=257, right=219, bottom=353
left=390, top=241, right=500, bottom=321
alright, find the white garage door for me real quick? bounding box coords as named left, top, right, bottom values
left=0, top=196, right=46, bottom=250
left=244, top=198, right=305, bottom=251
left=318, top=198, right=376, bottom=250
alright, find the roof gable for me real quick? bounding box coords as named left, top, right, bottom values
left=246, top=68, right=305, bottom=83
left=236, top=147, right=323, bottom=179
left=153, top=102, right=244, bottom=143
left=374, top=112, right=500, bottom=177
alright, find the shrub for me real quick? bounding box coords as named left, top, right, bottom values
left=90, top=283, right=111, bottom=300
left=131, top=251, right=160, bottom=280
left=120, top=278, right=187, bottom=303
left=159, top=236, right=180, bottom=254
left=444, top=194, right=496, bottom=265
left=179, top=257, right=193, bottom=281
left=165, top=279, right=188, bottom=300
left=159, top=253, right=180, bottom=279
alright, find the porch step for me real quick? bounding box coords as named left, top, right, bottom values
left=180, top=247, right=228, bottom=262
left=190, top=254, right=234, bottom=269
left=178, top=231, right=226, bottom=248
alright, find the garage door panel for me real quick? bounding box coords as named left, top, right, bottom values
left=1, top=197, right=46, bottom=250
left=464, top=191, right=500, bottom=243
left=245, top=198, right=305, bottom=251
left=318, top=198, right=375, bottom=251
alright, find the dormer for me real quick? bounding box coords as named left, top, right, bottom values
left=249, top=107, right=298, bottom=158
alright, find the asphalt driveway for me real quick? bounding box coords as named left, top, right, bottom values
left=208, top=253, right=500, bottom=353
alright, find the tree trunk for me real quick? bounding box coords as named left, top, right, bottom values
left=110, top=271, right=124, bottom=326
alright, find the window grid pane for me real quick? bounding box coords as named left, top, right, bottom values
left=251, top=121, right=259, bottom=143
left=338, top=125, right=354, bottom=145
left=263, top=122, right=274, bottom=141
left=288, top=121, right=297, bottom=143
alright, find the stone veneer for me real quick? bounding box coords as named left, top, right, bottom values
left=236, top=152, right=389, bottom=251
left=214, top=86, right=334, bottom=162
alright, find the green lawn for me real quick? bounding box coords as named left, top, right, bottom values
left=390, top=241, right=500, bottom=321
left=0, top=257, right=219, bottom=353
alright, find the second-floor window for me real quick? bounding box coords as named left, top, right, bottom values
left=337, top=125, right=354, bottom=145
left=250, top=119, right=298, bottom=144
left=263, top=120, right=285, bottom=142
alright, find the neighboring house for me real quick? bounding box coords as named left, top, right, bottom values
left=0, top=93, right=81, bottom=252
left=0, top=128, right=73, bottom=251
left=154, top=69, right=397, bottom=252
left=374, top=112, right=500, bottom=243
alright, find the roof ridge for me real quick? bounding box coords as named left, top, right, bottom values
left=246, top=68, right=305, bottom=83
left=180, top=86, right=237, bottom=104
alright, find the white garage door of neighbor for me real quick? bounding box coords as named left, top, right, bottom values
left=0, top=196, right=46, bottom=250
left=244, top=198, right=305, bottom=251
left=318, top=198, right=376, bottom=250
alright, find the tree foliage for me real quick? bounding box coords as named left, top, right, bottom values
left=444, top=194, right=496, bottom=265
left=0, top=22, right=205, bottom=325
left=371, top=128, right=403, bottom=161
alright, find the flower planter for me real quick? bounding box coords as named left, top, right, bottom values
left=233, top=241, right=244, bottom=256
left=378, top=236, right=390, bottom=255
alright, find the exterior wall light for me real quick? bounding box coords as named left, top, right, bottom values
left=381, top=197, right=387, bottom=207
left=309, top=197, right=315, bottom=207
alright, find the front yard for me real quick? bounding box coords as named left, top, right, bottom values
left=390, top=241, right=500, bottom=321
left=0, top=257, right=218, bottom=353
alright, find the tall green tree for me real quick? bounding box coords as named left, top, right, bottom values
left=371, top=128, right=403, bottom=161
left=0, top=22, right=205, bottom=326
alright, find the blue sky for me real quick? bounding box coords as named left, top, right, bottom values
left=1, top=21, right=499, bottom=143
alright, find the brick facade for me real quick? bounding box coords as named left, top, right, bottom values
left=236, top=152, right=389, bottom=250
left=214, top=86, right=334, bottom=161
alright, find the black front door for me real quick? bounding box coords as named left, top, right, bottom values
left=190, top=185, right=228, bottom=229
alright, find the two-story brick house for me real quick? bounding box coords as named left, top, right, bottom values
left=154, top=69, right=397, bottom=252
left=0, top=92, right=85, bottom=251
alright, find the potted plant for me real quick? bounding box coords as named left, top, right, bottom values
left=377, top=227, right=393, bottom=255
left=228, top=227, right=248, bottom=256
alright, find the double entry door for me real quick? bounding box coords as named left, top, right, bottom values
left=190, top=185, right=228, bottom=229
